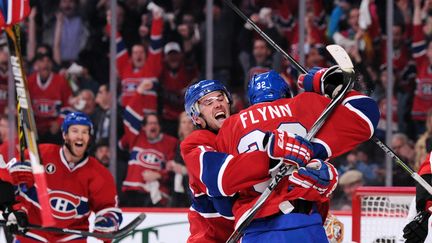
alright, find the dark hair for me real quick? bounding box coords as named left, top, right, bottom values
left=142, top=113, right=159, bottom=126
left=95, top=138, right=109, bottom=149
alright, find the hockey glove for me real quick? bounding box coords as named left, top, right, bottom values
left=266, top=130, right=313, bottom=168
left=287, top=159, right=338, bottom=202
left=2, top=205, right=28, bottom=235
left=94, top=211, right=122, bottom=233
left=298, top=65, right=348, bottom=99
left=0, top=0, right=30, bottom=28
left=403, top=210, right=430, bottom=243
left=7, top=159, right=34, bottom=188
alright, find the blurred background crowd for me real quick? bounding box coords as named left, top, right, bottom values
left=0, top=0, right=431, bottom=210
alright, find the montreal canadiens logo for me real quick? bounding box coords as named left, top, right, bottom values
left=45, top=163, right=56, bottom=174
left=137, top=151, right=163, bottom=165
left=49, top=191, right=81, bottom=219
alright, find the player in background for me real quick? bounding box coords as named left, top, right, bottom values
left=403, top=136, right=432, bottom=242
left=108, top=3, right=164, bottom=108
left=6, top=112, right=122, bottom=242
left=119, top=113, right=178, bottom=207
left=213, top=68, right=379, bottom=242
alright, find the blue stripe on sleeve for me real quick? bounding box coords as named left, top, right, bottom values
left=201, top=152, right=230, bottom=197
left=150, top=38, right=163, bottom=51
left=191, top=194, right=234, bottom=218
left=123, top=108, right=142, bottom=133
left=345, top=97, right=380, bottom=130
left=116, top=38, right=126, bottom=53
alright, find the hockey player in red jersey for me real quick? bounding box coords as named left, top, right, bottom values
left=181, top=78, right=301, bottom=242
left=214, top=69, right=379, bottom=242
left=6, top=112, right=122, bottom=242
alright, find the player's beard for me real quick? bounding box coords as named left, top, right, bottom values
left=64, top=139, right=88, bottom=159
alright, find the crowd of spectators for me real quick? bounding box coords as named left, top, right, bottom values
left=0, top=0, right=432, bottom=209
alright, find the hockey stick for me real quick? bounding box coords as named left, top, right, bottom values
left=372, top=137, right=432, bottom=194
left=226, top=46, right=355, bottom=243
left=0, top=213, right=146, bottom=239
left=5, top=25, right=55, bottom=226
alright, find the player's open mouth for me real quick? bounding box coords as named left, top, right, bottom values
left=75, top=142, right=84, bottom=147
left=214, top=112, right=226, bottom=121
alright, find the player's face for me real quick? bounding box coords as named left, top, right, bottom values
left=143, top=114, right=161, bottom=140
left=131, top=45, right=146, bottom=69
left=63, top=124, right=91, bottom=158
left=196, top=91, right=230, bottom=131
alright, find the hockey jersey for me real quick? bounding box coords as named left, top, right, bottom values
left=411, top=24, right=432, bottom=121
left=121, top=133, right=178, bottom=205
left=27, top=73, right=73, bottom=135
left=181, top=129, right=272, bottom=242
left=115, top=16, right=163, bottom=107
left=214, top=91, right=379, bottom=226
left=15, top=144, right=121, bottom=242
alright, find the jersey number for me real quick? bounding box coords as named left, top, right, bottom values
left=237, top=123, right=307, bottom=153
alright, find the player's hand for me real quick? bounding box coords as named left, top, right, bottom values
left=266, top=130, right=313, bottom=168
left=0, top=0, right=30, bottom=28
left=94, top=212, right=121, bottom=233
left=7, top=159, right=34, bottom=188
left=297, top=65, right=350, bottom=98
left=403, top=210, right=430, bottom=243
left=287, top=159, right=338, bottom=202
left=2, top=205, right=28, bottom=235
left=148, top=2, right=164, bottom=19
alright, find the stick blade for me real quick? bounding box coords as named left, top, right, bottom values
left=326, top=44, right=354, bottom=71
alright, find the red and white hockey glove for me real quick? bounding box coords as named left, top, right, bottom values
left=297, top=65, right=348, bottom=99
left=94, top=210, right=122, bottom=233
left=0, top=0, right=30, bottom=28
left=287, top=159, right=338, bottom=202
left=266, top=130, right=313, bottom=168
left=7, top=159, right=34, bottom=188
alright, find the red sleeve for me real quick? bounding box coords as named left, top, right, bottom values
left=88, top=160, right=120, bottom=211
left=142, top=16, right=163, bottom=77
left=294, top=92, right=378, bottom=159
left=183, top=130, right=270, bottom=196
left=412, top=24, right=427, bottom=61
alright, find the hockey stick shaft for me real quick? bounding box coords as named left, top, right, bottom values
left=222, top=0, right=307, bottom=74
left=0, top=213, right=146, bottom=239
left=372, top=137, right=432, bottom=194
left=5, top=25, right=55, bottom=226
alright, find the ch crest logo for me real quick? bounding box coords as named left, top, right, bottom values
left=49, top=191, right=81, bottom=219
left=45, top=163, right=56, bottom=174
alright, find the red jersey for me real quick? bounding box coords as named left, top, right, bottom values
left=215, top=91, right=379, bottom=225
left=121, top=133, right=178, bottom=205
left=116, top=17, right=163, bottom=107
left=411, top=24, right=432, bottom=121
left=15, top=144, right=120, bottom=242
left=181, top=130, right=271, bottom=242
left=27, top=73, right=73, bottom=134
left=0, top=138, right=19, bottom=162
